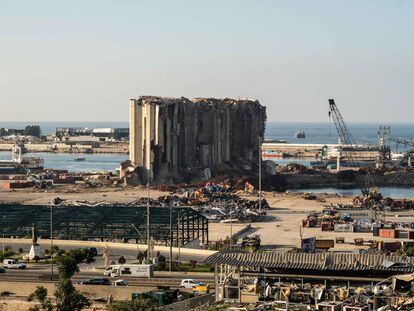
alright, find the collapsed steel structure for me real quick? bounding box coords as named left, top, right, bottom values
left=0, top=204, right=208, bottom=246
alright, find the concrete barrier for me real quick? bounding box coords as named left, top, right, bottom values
left=0, top=238, right=217, bottom=257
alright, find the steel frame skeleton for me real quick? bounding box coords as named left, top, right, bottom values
left=0, top=204, right=208, bottom=246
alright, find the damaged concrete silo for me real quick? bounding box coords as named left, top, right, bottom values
left=127, top=96, right=266, bottom=184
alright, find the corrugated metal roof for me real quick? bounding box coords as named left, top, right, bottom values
left=204, top=251, right=414, bottom=272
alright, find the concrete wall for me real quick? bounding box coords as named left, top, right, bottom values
left=129, top=96, right=266, bottom=184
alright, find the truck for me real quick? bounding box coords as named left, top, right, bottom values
left=3, top=259, right=26, bottom=269
left=103, top=264, right=153, bottom=278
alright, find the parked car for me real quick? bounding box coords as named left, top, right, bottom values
left=180, top=279, right=204, bottom=289
left=0, top=267, right=5, bottom=273
left=3, top=259, right=26, bottom=269
left=75, top=277, right=111, bottom=285
left=113, top=279, right=128, bottom=286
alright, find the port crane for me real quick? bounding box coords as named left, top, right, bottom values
left=328, top=99, right=374, bottom=194
left=328, top=99, right=359, bottom=167
left=377, top=125, right=414, bottom=161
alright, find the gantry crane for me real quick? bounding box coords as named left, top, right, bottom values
left=377, top=125, right=414, bottom=161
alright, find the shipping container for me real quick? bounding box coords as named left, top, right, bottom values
left=396, top=230, right=409, bottom=239
left=339, top=209, right=374, bottom=220
left=334, top=224, right=354, bottom=232
left=315, top=239, right=335, bottom=249
left=1, top=181, right=31, bottom=190
left=53, top=178, right=75, bottom=184
left=379, top=228, right=395, bottom=238
left=354, top=224, right=372, bottom=233
left=381, top=241, right=402, bottom=252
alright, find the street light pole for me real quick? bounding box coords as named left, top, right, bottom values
left=2, top=216, right=5, bottom=254
left=50, top=204, right=54, bottom=281
left=258, top=135, right=262, bottom=212
left=169, top=205, right=172, bottom=272
left=146, top=183, right=150, bottom=261
left=229, top=205, right=233, bottom=250
left=177, top=212, right=181, bottom=264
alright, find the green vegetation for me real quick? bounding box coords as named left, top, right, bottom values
left=0, top=246, right=16, bottom=261
left=28, top=286, right=53, bottom=311
left=108, top=297, right=158, bottom=311
left=404, top=246, right=414, bottom=256
left=24, top=125, right=41, bottom=137
left=118, top=255, right=126, bottom=265
left=53, top=247, right=96, bottom=311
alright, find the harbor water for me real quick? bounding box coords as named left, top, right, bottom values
left=0, top=151, right=128, bottom=172
left=1, top=121, right=414, bottom=148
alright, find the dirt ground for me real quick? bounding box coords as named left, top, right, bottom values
left=1, top=188, right=411, bottom=251
left=0, top=187, right=168, bottom=205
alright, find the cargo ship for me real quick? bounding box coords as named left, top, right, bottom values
left=295, top=131, right=306, bottom=138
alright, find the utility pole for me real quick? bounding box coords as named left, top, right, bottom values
left=50, top=204, right=54, bottom=281
left=169, top=205, right=172, bottom=272
left=146, top=183, right=150, bottom=261
left=258, top=136, right=262, bottom=212
left=2, top=216, right=5, bottom=254
left=229, top=206, right=233, bottom=250
left=177, top=212, right=181, bottom=264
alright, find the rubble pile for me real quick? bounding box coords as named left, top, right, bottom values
left=52, top=181, right=269, bottom=223
left=277, top=163, right=314, bottom=174
left=352, top=189, right=414, bottom=211
left=226, top=274, right=414, bottom=310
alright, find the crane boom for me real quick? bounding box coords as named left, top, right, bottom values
left=328, top=99, right=373, bottom=194
left=328, top=99, right=358, bottom=167
left=388, top=137, right=414, bottom=148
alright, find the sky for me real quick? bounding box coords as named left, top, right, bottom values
left=0, top=0, right=413, bottom=122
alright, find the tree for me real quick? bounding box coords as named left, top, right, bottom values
left=0, top=128, right=6, bottom=137
left=79, top=248, right=95, bottom=265
left=24, top=125, right=41, bottom=137
left=136, top=251, right=145, bottom=264
left=27, top=286, right=53, bottom=311
left=158, top=255, right=166, bottom=270
left=55, top=278, right=90, bottom=311
left=0, top=246, right=15, bottom=261
left=108, top=297, right=158, bottom=311
left=54, top=249, right=92, bottom=311
left=118, top=256, right=126, bottom=265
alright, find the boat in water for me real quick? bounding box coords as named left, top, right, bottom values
left=295, top=130, right=306, bottom=139
left=74, top=156, right=86, bottom=161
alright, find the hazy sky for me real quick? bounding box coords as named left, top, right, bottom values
left=1, top=1, right=413, bottom=122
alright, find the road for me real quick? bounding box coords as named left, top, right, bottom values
left=0, top=239, right=213, bottom=268
left=0, top=268, right=214, bottom=288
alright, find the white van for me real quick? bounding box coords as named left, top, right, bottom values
left=103, top=264, right=153, bottom=278
left=3, top=259, right=26, bottom=269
